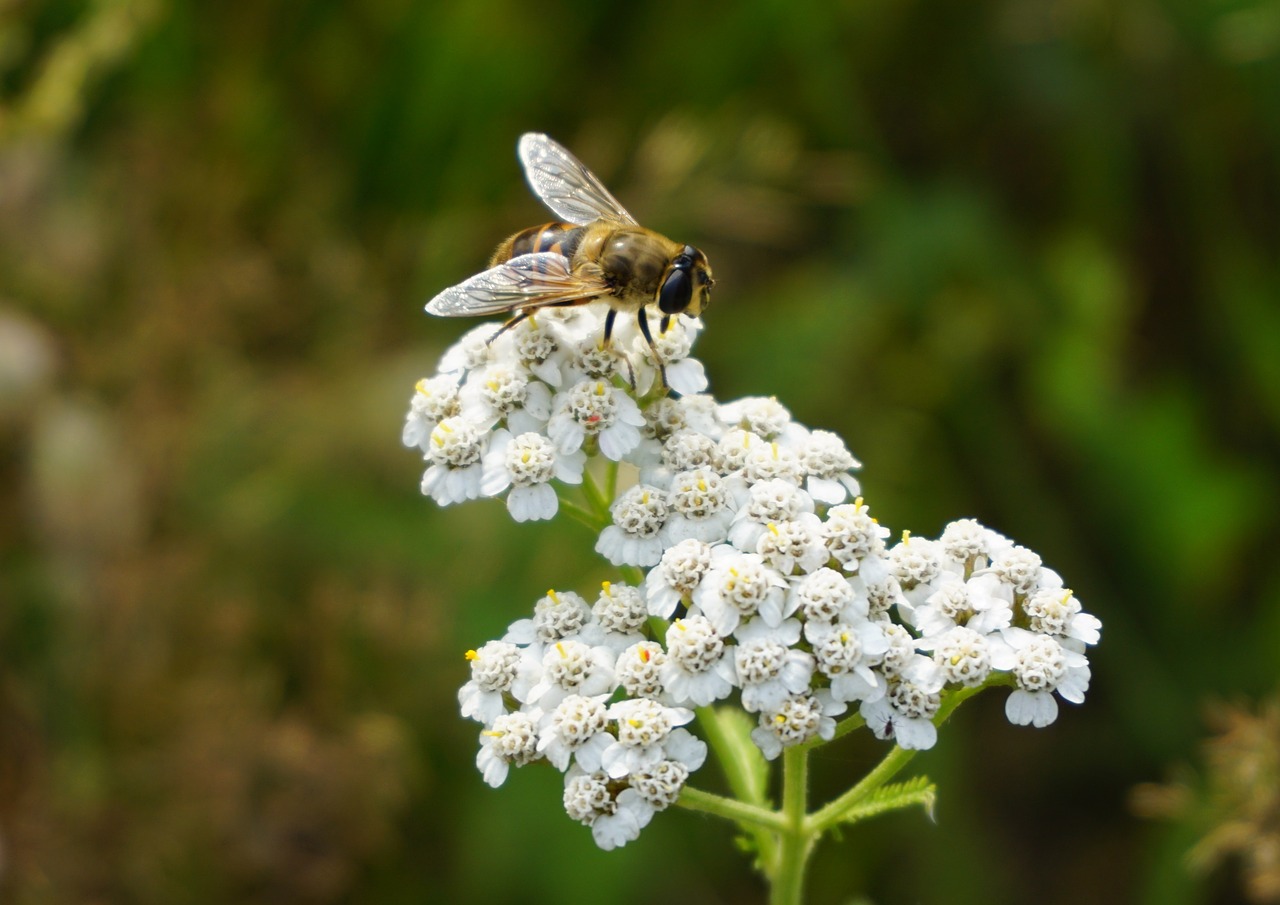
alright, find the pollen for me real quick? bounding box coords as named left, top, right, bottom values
left=547, top=589, right=559, bottom=602
left=601, top=580, right=613, bottom=595
left=854, top=496, right=865, bottom=511
left=414, top=378, right=431, bottom=395
left=901, top=530, right=912, bottom=544
left=697, top=478, right=707, bottom=492
left=555, top=642, right=567, bottom=658
left=482, top=729, right=504, bottom=738
left=774, top=714, right=786, bottom=725
left=628, top=718, right=643, bottom=729
left=640, top=647, right=651, bottom=663
left=767, top=523, right=780, bottom=536
left=465, top=649, right=480, bottom=661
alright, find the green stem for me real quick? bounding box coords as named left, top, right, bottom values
left=581, top=468, right=610, bottom=518
left=557, top=497, right=606, bottom=532
left=782, top=746, right=808, bottom=832
left=798, top=710, right=865, bottom=752
left=807, top=681, right=988, bottom=834
left=771, top=747, right=814, bottom=905
left=675, top=786, right=787, bottom=832
left=604, top=457, right=619, bottom=501
left=807, top=741, right=917, bottom=835
left=929, top=679, right=994, bottom=728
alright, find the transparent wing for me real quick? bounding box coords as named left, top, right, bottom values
left=426, top=252, right=611, bottom=317
left=518, top=132, right=638, bottom=227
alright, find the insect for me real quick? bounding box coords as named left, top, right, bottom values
left=426, top=133, right=714, bottom=384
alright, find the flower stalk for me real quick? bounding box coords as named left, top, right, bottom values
left=771, top=747, right=814, bottom=905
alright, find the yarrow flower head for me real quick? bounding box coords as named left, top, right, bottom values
left=646, top=538, right=714, bottom=619
left=692, top=550, right=789, bottom=636
left=403, top=375, right=460, bottom=452
left=412, top=300, right=1102, bottom=851
left=548, top=378, right=647, bottom=461
left=420, top=416, right=487, bottom=505
left=750, top=690, right=846, bottom=760
left=596, top=484, right=670, bottom=567
left=991, top=628, right=1092, bottom=728
left=799, top=429, right=862, bottom=504
left=482, top=429, right=586, bottom=521
left=590, top=581, right=649, bottom=641
left=459, top=640, right=521, bottom=724
left=661, top=615, right=738, bottom=707
left=476, top=710, right=540, bottom=788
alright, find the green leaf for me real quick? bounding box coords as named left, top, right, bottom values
left=827, top=775, right=937, bottom=828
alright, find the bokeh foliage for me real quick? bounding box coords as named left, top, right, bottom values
left=1, top=0, right=1278, bottom=902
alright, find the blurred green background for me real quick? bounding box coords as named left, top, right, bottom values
left=2, top=0, right=1279, bottom=902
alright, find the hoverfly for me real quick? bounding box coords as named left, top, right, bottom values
left=426, top=133, right=714, bottom=384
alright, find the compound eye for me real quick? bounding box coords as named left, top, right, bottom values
left=658, top=267, right=693, bottom=314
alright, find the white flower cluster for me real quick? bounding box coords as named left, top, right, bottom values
left=404, top=306, right=706, bottom=522
left=459, top=585, right=709, bottom=850
left=415, top=304, right=1102, bottom=850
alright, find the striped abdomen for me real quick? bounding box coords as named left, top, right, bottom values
left=490, top=222, right=586, bottom=267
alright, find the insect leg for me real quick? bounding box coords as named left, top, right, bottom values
left=603, top=308, right=618, bottom=347
left=486, top=308, right=535, bottom=345
left=635, top=307, right=668, bottom=389
left=601, top=307, right=639, bottom=388
left=485, top=298, right=587, bottom=347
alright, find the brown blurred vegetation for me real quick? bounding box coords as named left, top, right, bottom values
left=1135, top=700, right=1280, bottom=904
left=1, top=0, right=1279, bottom=903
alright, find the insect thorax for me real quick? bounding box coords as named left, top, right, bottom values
left=576, top=225, right=674, bottom=300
